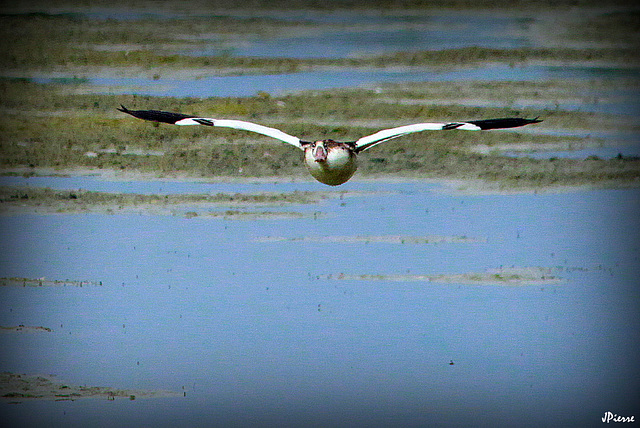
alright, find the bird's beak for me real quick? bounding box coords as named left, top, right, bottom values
left=313, top=144, right=327, bottom=162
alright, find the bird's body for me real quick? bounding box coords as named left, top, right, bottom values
left=303, top=140, right=358, bottom=185
left=118, top=105, right=541, bottom=186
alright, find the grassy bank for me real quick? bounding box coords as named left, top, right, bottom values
left=1, top=78, right=639, bottom=189
left=1, top=1, right=639, bottom=190
left=1, top=5, right=638, bottom=76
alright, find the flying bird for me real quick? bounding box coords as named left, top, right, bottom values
left=118, top=105, right=541, bottom=186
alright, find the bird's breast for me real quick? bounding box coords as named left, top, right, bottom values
left=304, top=146, right=358, bottom=186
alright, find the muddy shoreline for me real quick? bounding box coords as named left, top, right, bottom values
left=1, top=373, right=181, bottom=403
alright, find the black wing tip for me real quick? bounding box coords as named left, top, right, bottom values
left=193, top=118, right=214, bottom=126
left=117, top=105, right=195, bottom=124
left=443, top=122, right=463, bottom=130
left=469, top=117, right=543, bottom=130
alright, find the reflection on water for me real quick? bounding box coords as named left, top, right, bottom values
left=1, top=177, right=639, bottom=426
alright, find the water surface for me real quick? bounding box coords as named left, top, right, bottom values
left=1, top=178, right=639, bottom=427
left=37, top=65, right=638, bottom=99
left=187, top=14, right=531, bottom=59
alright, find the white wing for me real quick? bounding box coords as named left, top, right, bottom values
left=175, top=118, right=302, bottom=148
left=119, top=107, right=541, bottom=152
left=354, top=118, right=541, bottom=152
left=118, top=106, right=302, bottom=149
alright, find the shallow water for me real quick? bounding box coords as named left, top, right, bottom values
left=186, top=15, right=530, bottom=59
left=496, top=126, right=640, bottom=160
left=38, top=64, right=639, bottom=100
left=0, top=174, right=323, bottom=195
left=500, top=129, right=640, bottom=160
left=1, top=177, right=639, bottom=426
left=14, top=10, right=531, bottom=57
left=3, top=7, right=640, bottom=424
left=191, top=28, right=525, bottom=59
left=505, top=145, right=640, bottom=160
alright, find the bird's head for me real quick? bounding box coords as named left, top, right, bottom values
left=311, top=140, right=330, bottom=162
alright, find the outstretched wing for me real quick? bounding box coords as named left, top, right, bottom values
left=118, top=105, right=302, bottom=149
left=354, top=117, right=542, bottom=152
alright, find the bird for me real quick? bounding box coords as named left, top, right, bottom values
left=118, top=105, right=541, bottom=186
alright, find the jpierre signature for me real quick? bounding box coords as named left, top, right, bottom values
left=602, top=412, right=635, bottom=423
